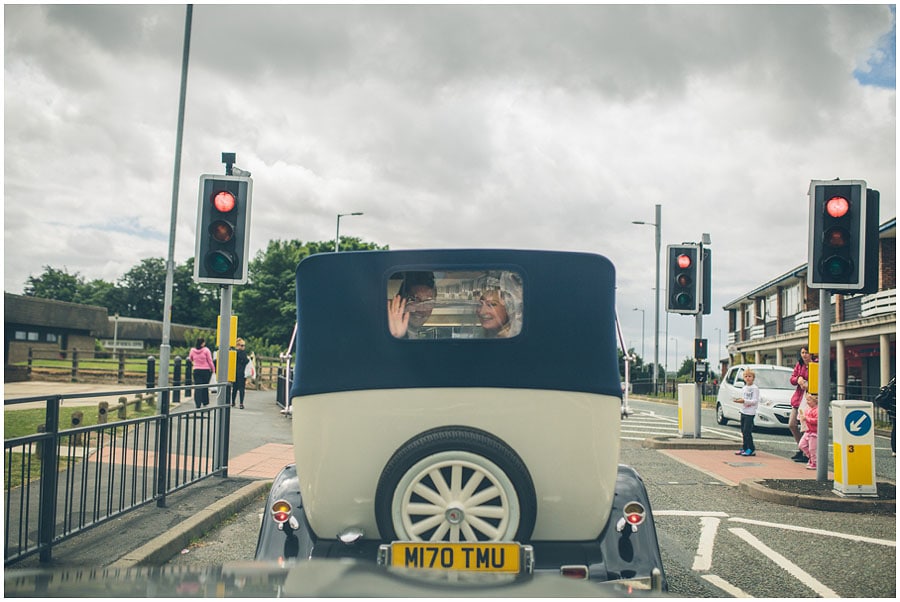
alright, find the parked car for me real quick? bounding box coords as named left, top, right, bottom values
left=255, top=249, right=667, bottom=591
left=715, top=364, right=795, bottom=430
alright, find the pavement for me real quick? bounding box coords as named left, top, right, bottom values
left=3, top=382, right=894, bottom=569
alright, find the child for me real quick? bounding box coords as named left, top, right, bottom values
left=798, top=392, right=819, bottom=469
left=733, top=369, right=759, bottom=456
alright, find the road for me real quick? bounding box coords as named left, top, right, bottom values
left=170, top=397, right=896, bottom=597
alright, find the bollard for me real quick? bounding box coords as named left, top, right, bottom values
left=146, top=356, right=155, bottom=389
left=117, top=350, right=125, bottom=384
left=71, top=348, right=79, bottom=382
left=173, top=356, right=182, bottom=404
left=117, top=396, right=128, bottom=419
left=98, top=401, right=109, bottom=424
left=27, top=348, right=33, bottom=377
left=70, top=411, right=84, bottom=446
left=134, top=393, right=143, bottom=412
left=185, top=359, right=193, bottom=398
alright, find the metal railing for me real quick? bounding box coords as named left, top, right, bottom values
left=4, top=383, right=231, bottom=566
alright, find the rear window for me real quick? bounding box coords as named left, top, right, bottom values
left=387, top=269, right=523, bottom=340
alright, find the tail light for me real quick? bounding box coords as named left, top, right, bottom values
left=560, top=565, right=589, bottom=579
left=616, top=501, right=646, bottom=533
left=271, top=499, right=292, bottom=524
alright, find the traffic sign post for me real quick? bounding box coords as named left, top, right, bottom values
left=831, top=400, right=877, bottom=497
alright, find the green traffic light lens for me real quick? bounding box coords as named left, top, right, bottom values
left=819, top=256, right=852, bottom=278
left=674, top=292, right=693, bottom=307
left=206, top=251, right=236, bottom=275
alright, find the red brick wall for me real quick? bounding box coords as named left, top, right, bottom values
left=881, top=237, right=896, bottom=290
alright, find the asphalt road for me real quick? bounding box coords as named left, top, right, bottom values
left=168, top=397, right=896, bottom=597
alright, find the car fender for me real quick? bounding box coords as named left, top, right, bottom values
left=255, top=464, right=315, bottom=562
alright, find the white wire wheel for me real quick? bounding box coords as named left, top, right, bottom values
left=391, top=451, right=519, bottom=542
left=375, top=427, right=536, bottom=543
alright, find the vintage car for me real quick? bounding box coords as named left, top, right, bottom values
left=255, top=249, right=667, bottom=591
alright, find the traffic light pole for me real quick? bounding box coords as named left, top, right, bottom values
left=694, top=311, right=703, bottom=438
left=217, top=284, right=233, bottom=472
left=816, top=289, right=831, bottom=482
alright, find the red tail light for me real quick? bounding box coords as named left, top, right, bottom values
left=271, top=499, right=292, bottom=524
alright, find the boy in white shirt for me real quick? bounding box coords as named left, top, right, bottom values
left=733, top=369, right=760, bottom=457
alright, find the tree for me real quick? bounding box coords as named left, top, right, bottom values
left=234, top=237, right=386, bottom=347
left=118, top=258, right=166, bottom=318
left=24, top=266, right=83, bottom=302
left=172, top=258, right=219, bottom=328
left=76, top=278, right=123, bottom=312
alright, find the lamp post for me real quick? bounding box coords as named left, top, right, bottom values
left=632, top=204, right=661, bottom=394
left=335, top=212, right=364, bottom=252
left=632, top=308, right=645, bottom=360
left=713, top=327, right=722, bottom=364
left=670, top=336, right=678, bottom=380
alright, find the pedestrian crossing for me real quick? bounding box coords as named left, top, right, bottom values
left=620, top=408, right=742, bottom=441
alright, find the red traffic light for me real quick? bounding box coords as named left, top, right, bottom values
left=825, top=195, right=849, bottom=218
left=676, top=254, right=692, bottom=269
left=212, top=190, right=236, bottom=213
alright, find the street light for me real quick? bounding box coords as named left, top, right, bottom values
left=632, top=307, right=645, bottom=360
left=713, top=327, right=722, bottom=364
left=632, top=204, right=661, bottom=394
left=670, top=336, right=678, bottom=379
left=335, top=212, right=364, bottom=252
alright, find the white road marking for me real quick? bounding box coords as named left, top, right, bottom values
left=653, top=510, right=730, bottom=517
left=729, top=517, right=896, bottom=547
left=701, top=574, right=751, bottom=598
left=692, top=516, right=720, bottom=571
left=729, top=527, right=839, bottom=598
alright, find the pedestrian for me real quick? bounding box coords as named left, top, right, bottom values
left=232, top=337, right=250, bottom=409
left=798, top=392, right=819, bottom=470
left=733, top=368, right=759, bottom=456
left=788, top=347, right=811, bottom=462
left=188, top=338, right=215, bottom=408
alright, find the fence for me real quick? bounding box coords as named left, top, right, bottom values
left=17, top=348, right=283, bottom=390
left=4, top=383, right=231, bottom=566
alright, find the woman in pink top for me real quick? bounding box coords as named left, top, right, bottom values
left=789, top=347, right=811, bottom=461
left=188, top=338, right=215, bottom=408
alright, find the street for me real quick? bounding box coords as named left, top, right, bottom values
left=170, top=396, right=895, bottom=597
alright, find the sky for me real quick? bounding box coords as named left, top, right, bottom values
left=3, top=3, right=896, bottom=370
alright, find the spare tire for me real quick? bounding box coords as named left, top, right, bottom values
left=375, top=426, right=536, bottom=543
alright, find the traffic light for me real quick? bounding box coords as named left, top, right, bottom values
left=807, top=180, right=877, bottom=291
left=667, top=244, right=700, bottom=314
left=694, top=338, right=708, bottom=359
left=194, top=174, right=253, bottom=285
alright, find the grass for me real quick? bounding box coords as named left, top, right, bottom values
left=4, top=403, right=160, bottom=440
left=4, top=403, right=161, bottom=488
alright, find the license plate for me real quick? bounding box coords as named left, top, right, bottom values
left=385, top=542, right=523, bottom=573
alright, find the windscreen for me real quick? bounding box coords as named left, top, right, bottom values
left=387, top=270, right=523, bottom=340
left=753, top=370, right=794, bottom=389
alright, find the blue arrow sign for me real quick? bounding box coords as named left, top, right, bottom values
left=844, top=410, right=872, bottom=437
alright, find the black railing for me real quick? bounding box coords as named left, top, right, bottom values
left=3, top=383, right=231, bottom=566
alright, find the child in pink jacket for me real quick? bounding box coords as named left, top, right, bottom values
left=798, top=392, right=819, bottom=470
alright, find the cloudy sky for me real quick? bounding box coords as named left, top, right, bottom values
left=4, top=4, right=896, bottom=368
